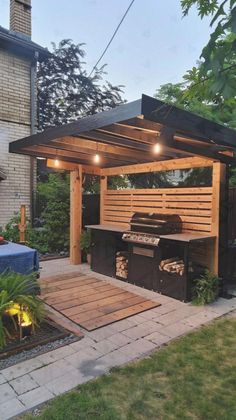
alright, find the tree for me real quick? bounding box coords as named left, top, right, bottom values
left=37, top=39, right=124, bottom=129
left=181, top=0, right=236, bottom=98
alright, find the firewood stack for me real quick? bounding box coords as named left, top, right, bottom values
left=159, top=257, right=185, bottom=276
left=116, top=251, right=129, bottom=279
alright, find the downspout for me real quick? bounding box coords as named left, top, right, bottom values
left=30, top=51, right=38, bottom=223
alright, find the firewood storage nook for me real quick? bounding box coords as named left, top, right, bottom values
left=9, top=95, right=236, bottom=301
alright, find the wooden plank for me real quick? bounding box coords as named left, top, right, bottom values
left=101, top=157, right=214, bottom=176
left=41, top=275, right=99, bottom=289
left=47, top=287, right=128, bottom=307
left=105, top=187, right=213, bottom=195
left=58, top=290, right=136, bottom=313
left=44, top=284, right=117, bottom=305
left=39, top=271, right=85, bottom=283
left=62, top=292, right=138, bottom=316
left=105, top=195, right=212, bottom=203
left=70, top=167, right=82, bottom=264
left=100, top=176, right=107, bottom=224
left=72, top=296, right=147, bottom=323
left=82, top=300, right=160, bottom=330
left=42, top=278, right=109, bottom=295
left=51, top=136, right=152, bottom=163
left=47, top=159, right=101, bottom=175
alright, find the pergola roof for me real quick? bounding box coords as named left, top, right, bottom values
left=9, top=94, right=236, bottom=168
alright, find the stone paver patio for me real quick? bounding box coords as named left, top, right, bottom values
left=1, top=258, right=236, bottom=419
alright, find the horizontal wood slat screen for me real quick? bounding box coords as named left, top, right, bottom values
left=103, top=187, right=213, bottom=233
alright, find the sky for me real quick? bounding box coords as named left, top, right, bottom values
left=0, top=0, right=212, bottom=101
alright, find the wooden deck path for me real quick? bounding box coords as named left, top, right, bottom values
left=40, top=272, right=161, bottom=331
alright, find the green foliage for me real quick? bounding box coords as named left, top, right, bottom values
left=181, top=0, right=236, bottom=98
left=192, top=269, right=219, bottom=305
left=0, top=272, right=44, bottom=348
left=80, top=230, right=91, bottom=254
left=0, top=215, right=48, bottom=254
left=37, top=173, right=70, bottom=253
left=37, top=39, right=124, bottom=130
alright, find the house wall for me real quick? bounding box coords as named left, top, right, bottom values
left=0, top=47, right=34, bottom=228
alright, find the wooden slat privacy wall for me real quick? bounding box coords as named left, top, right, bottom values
left=102, top=187, right=213, bottom=233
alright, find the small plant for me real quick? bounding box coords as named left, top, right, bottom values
left=0, top=271, right=44, bottom=348
left=80, top=230, right=91, bottom=255
left=192, top=270, right=219, bottom=305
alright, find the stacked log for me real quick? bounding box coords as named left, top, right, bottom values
left=116, top=251, right=129, bottom=279
left=159, top=257, right=185, bottom=276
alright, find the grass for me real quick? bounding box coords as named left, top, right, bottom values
left=24, top=317, right=236, bottom=420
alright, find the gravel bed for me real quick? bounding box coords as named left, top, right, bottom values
left=0, top=334, right=79, bottom=370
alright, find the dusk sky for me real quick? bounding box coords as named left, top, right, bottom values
left=0, top=0, right=212, bottom=101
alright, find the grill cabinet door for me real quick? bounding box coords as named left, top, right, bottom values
left=127, top=245, right=156, bottom=290
left=91, top=230, right=116, bottom=277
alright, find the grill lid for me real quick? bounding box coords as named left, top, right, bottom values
left=129, top=212, right=182, bottom=234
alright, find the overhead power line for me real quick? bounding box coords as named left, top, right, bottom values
left=89, top=0, right=135, bottom=77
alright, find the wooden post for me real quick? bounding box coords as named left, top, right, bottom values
left=100, top=176, right=107, bottom=224
left=211, top=162, right=226, bottom=275
left=19, top=204, right=26, bottom=243
left=70, top=166, right=82, bottom=264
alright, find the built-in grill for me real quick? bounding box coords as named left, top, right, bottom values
left=121, top=212, right=193, bottom=300
left=122, top=212, right=182, bottom=246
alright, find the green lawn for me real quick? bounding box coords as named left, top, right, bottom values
left=24, top=317, right=236, bottom=420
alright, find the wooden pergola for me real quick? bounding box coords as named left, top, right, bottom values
left=9, top=95, right=236, bottom=276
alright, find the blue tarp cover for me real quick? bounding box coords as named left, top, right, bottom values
left=0, top=242, right=39, bottom=274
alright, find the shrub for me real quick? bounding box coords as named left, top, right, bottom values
left=192, top=270, right=219, bottom=305
left=80, top=230, right=91, bottom=255
left=0, top=271, right=44, bottom=348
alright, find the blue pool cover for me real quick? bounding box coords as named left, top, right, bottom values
left=0, top=242, right=39, bottom=274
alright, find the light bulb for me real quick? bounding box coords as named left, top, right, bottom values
left=54, top=158, right=60, bottom=167
left=94, top=153, right=100, bottom=163
left=153, top=142, right=161, bottom=154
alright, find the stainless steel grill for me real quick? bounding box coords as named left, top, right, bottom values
left=122, top=212, right=182, bottom=246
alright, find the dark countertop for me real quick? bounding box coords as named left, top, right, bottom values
left=159, top=233, right=216, bottom=242
left=85, top=224, right=128, bottom=233
left=85, top=225, right=215, bottom=242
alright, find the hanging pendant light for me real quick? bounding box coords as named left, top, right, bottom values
left=54, top=150, right=60, bottom=167
left=93, top=143, right=100, bottom=164
left=153, top=142, right=162, bottom=154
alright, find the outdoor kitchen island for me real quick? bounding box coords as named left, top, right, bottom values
left=87, top=223, right=216, bottom=302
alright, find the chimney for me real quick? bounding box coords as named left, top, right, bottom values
left=10, top=0, right=32, bottom=38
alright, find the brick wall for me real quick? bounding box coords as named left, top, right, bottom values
left=0, top=47, right=34, bottom=228
left=0, top=121, right=32, bottom=228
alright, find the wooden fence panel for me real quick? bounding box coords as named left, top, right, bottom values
left=103, top=187, right=213, bottom=233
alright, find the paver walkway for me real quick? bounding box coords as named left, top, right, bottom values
left=1, top=258, right=236, bottom=419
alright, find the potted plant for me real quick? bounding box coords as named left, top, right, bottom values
left=80, top=230, right=91, bottom=264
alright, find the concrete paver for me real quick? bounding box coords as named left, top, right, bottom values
left=145, top=331, right=171, bottom=346
left=9, top=374, right=39, bottom=395
left=19, top=386, right=54, bottom=409
left=0, top=373, right=6, bottom=385
left=0, top=398, right=25, bottom=420
left=30, top=359, right=74, bottom=386
left=0, top=382, right=17, bottom=404
left=1, top=258, right=235, bottom=419
left=2, top=358, right=43, bottom=381
left=65, top=347, right=102, bottom=369
left=45, top=369, right=91, bottom=396
left=107, top=332, right=132, bottom=347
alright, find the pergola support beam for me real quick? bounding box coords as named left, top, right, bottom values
left=100, top=156, right=215, bottom=177
left=47, top=159, right=101, bottom=175
left=70, top=167, right=82, bottom=264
